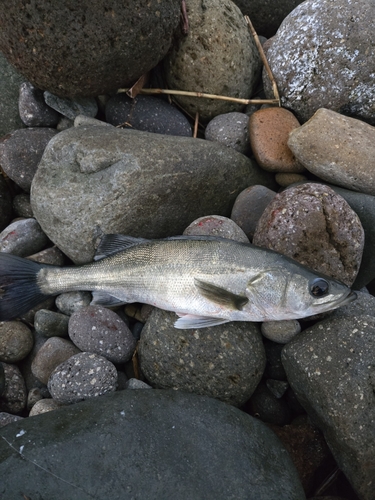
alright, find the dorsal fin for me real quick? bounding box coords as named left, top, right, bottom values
left=94, top=234, right=150, bottom=260
left=195, top=279, right=248, bottom=311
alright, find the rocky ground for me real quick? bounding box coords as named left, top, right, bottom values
left=0, top=0, right=374, bottom=499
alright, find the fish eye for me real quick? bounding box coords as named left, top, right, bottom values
left=309, top=278, right=329, bottom=297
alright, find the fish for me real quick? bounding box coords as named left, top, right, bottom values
left=0, top=234, right=356, bottom=329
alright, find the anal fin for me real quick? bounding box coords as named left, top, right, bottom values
left=91, top=291, right=127, bottom=307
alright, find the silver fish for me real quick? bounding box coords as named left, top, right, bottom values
left=0, top=235, right=356, bottom=328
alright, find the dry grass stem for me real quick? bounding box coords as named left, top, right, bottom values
left=193, top=112, right=199, bottom=138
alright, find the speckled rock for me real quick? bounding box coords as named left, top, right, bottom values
left=0, top=218, right=49, bottom=257
left=31, top=337, right=81, bottom=386
left=288, top=108, right=375, bottom=195
left=105, top=94, right=192, bottom=137
left=28, top=398, right=62, bottom=417
left=125, top=378, right=152, bottom=390
left=183, top=215, right=249, bottom=243
left=31, top=125, right=274, bottom=264
left=19, top=82, right=60, bottom=127
left=0, top=412, right=23, bottom=428
left=68, top=306, right=136, bottom=364
left=263, top=0, right=375, bottom=123
left=48, top=352, right=118, bottom=404
left=205, top=112, right=251, bottom=154
left=0, top=128, right=57, bottom=192
left=138, top=308, right=266, bottom=407
left=34, top=310, right=69, bottom=338
left=164, top=0, right=261, bottom=122
left=0, top=0, right=181, bottom=97
left=261, top=320, right=301, bottom=344
left=253, top=183, right=364, bottom=286
left=282, top=314, right=375, bottom=500
left=0, top=321, right=33, bottom=363
left=55, top=292, right=92, bottom=316
left=249, top=107, right=305, bottom=173
left=231, top=185, right=276, bottom=240
left=0, top=52, right=25, bottom=137
left=0, top=363, right=27, bottom=414
left=28, top=246, right=66, bottom=266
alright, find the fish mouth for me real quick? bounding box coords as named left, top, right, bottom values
left=320, top=290, right=357, bottom=310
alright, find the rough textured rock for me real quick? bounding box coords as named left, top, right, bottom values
left=164, top=0, right=261, bottom=122
left=0, top=390, right=306, bottom=500
left=253, top=183, right=364, bottom=286
left=263, top=0, right=375, bottom=124
left=0, top=52, right=25, bottom=137
left=205, top=112, right=251, bottom=154
left=0, top=363, right=27, bottom=414
left=34, top=310, right=69, bottom=338
left=282, top=315, right=375, bottom=500
left=183, top=215, right=249, bottom=242
left=0, top=322, right=33, bottom=363
left=138, top=308, right=266, bottom=407
left=19, top=82, right=60, bottom=127
left=31, top=125, right=274, bottom=264
left=288, top=109, right=375, bottom=195
left=0, top=0, right=181, bottom=97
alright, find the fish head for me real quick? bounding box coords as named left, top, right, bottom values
left=245, top=266, right=356, bottom=321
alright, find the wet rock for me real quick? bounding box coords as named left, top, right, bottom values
left=0, top=53, right=25, bottom=137
left=164, top=0, right=261, bottom=122
left=263, top=0, right=375, bottom=124
left=253, top=183, right=364, bottom=286
left=34, top=310, right=69, bottom=338
left=282, top=314, right=375, bottom=500
left=183, top=215, right=249, bottom=242
left=31, top=337, right=81, bottom=386
left=0, top=0, right=180, bottom=97
left=261, top=320, right=301, bottom=344
left=55, top=292, right=92, bottom=316
left=0, top=218, right=49, bottom=257
left=105, top=94, right=192, bottom=137
left=44, top=92, right=98, bottom=121
left=68, top=306, right=136, bottom=364
left=48, top=352, right=118, bottom=404
left=19, top=82, right=60, bottom=127
left=205, top=112, right=251, bottom=154
left=0, top=390, right=306, bottom=499
left=31, top=125, right=274, bottom=264
left=288, top=108, right=375, bottom=196
left=231, top=185, right=277, bottom=240
left=249, top=107, right=305, bottom=173
left=0, top=363, right=27, bottom=414
left=0, top=128, right=58, bottom=191
left=0, top=321, right=33, bottom=363
left=138, top=308, right=266, bottom=407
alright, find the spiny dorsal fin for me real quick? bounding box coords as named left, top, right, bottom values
left=195, top=279, right=248, bottom=311
left=94, top=234, right=150, bottom=260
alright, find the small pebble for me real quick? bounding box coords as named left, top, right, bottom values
left=183, top=215, right=249, bottom=243
left=74, top=115, right=113, bottom=128
left=34, top=310, right=69, bottom=338
left=31, top=337, right=81, bottom=385
left=261, top=320, right=301, bottom=344
left=0, top=412, right=24, bottom=427
left=205, top=112, right=251, bottom=154
left=13, top=193, right=33, bottom=218
left=44, top=91, right=98, bottom=121
left=0, top=218, right=49, bottom=257
left=131, top=321, right=144, bottom=341
left=231, top=185, right=276, bottom=240
left=0, top=363, right=27, bottom=414
left=55, top=291, right=92, bottom=315
left=48, top=352, right=118, bottom=404
left=125, top=378, right=152, bottom=390
left=19, top=82, right=60, bottom=127
left=0, top=321, right=34, bottom=363
left=27, top=387, right=44, bottom=410
left=20, top=298, right=56, bottom=326
left=29, top=398, right=62, bottom=417
left=28, top=246, right=66, bottom=266
left=68, top=306, right=136, bottom=364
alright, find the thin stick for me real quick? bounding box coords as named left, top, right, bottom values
left=193, top=112, right=199, bottom=138
left=245, top=15, right=280, bottom=105
left=117, top=87, right=279, bottom=105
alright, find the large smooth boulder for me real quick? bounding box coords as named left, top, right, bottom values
left=0, top=390, right=306, bottom=500
left=31, top=124, right=274, bottom=264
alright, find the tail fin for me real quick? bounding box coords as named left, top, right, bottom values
left=0, top=253, right=50, bottom=321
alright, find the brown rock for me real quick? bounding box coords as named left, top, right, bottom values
left=253, top=183, right=364, bottom=286
left=249, top=107, right=305, bottom=173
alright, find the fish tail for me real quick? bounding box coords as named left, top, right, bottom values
left=0, top=253, right=50, bottom=321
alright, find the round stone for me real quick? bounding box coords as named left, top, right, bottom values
left=0, top=321, right=33, bottom=363
left=205, top=112, right=251, bottom=155
left=261, top=320, right=301, bottom=344
left=183, top=215, right=249, bottom=243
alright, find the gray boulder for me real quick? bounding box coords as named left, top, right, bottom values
left=282, top=315, right=375, bottom=500
left=0, top=390, right=306, bottom=500
left=0, top=53, right=25, bottom=137
left=31, top=125, right=274, bottom=264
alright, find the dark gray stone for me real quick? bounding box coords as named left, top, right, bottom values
left=44, top=92, right=98, bottom=121
left=0, top=53, right=25, bottom=137
left=19, top=82, right=60, bottom=127
left=0, top=363, right=27, bottom=414
left=138, top=308, right=266, bottom=407
left=31, top=125, right=275, bottom=264
left=55, top=292, right=92, bottom=316
left=34, top=310, right=69, bottom=338
left=243, top=381, right=291, bottom=426
left=12, top=193, right=33, bottom=218
left=0, top=390, right=306, bottom=500
left=0, top=218, right=49, bottom=257
left=105, top=94, right=192, bottom=137
left=0, top=321, right=33, bottom=363
left=263, top=339, right=287, bottom=381
left=282, top=315, right=375, bottom=500
left=205, top=112, right=251, bottom=155
left=0, top=0, right=181, bottom=97
left=0, top=127, right=58, bottom=191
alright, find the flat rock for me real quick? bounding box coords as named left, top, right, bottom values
left=263, top=0, right=375, bottom=123
left=30, top=125, right=274, bottom=264
left=253, top=183, right=364, bottom=286
left=164, top=0, right=261, bottom=122
left=19, top=82, right=60, bottom=127
left=0, top=390, right=306, bottom=499
left=288, top=108, right=375, bottom=195
left=138, top=308, right=266, bottom=407
left=0, top=0, right=180, bottom=97
left=282, top=315, right=375, bottom=500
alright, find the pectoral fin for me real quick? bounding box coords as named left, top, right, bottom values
left=195, top=279, right=248, bottom=311
left=174, top=314, right=230, bottom=329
